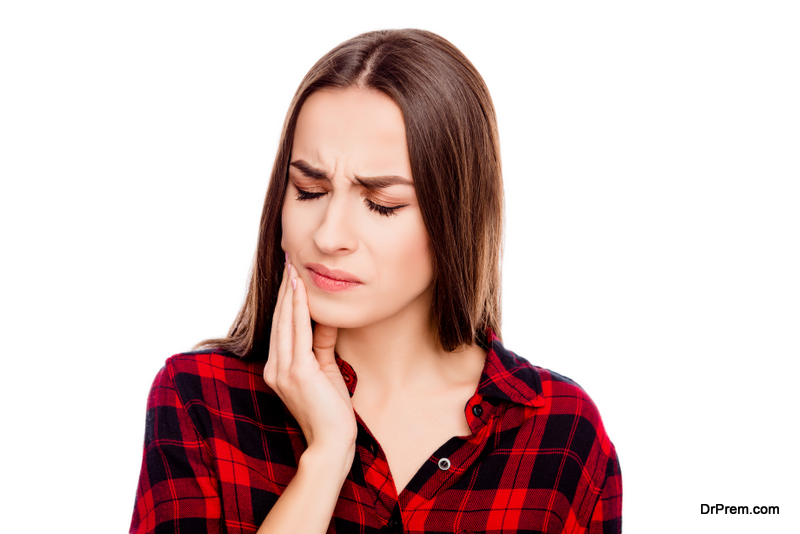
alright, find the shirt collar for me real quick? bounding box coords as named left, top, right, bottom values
left=478, top=330, right=546, bottom=408
left=335, top=329, right=545, bottom=408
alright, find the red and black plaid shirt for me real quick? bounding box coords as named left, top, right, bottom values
left=130, top=332, right=621, bottom=533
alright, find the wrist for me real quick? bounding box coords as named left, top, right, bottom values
left=300, top=441, right=356, bottom=482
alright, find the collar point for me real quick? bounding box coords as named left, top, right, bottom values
left=531, top=395, right=546, bottom=408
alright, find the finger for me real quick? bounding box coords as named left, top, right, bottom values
left=275, top=263, right=296, bottom=378
left=312, top=323, right=339, bottom=368
left=291, top=276, right=314, bottom=368
left=271, top=261, right=292, bottom=339
left=265, top=259, right=290, bottom=384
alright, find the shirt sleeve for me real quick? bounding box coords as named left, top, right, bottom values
left=587, top=449, right=623, bottom=534
left=130, top=365, right=223, bottom=534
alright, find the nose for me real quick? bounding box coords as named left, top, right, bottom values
left=313, top=193, right=358, bottom=255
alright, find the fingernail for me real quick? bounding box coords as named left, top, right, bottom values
left=284, top=252, right=289, bottom=265
left=287, top=263, right=292, bottom=275
left=291, top=278, right=297, bottom=290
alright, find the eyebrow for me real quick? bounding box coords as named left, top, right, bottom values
left=289, top=159, right=413, bottom=190
left=289, top=160, right=328, bottom=180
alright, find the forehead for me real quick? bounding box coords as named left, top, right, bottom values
left=292, top=88, right=411, bottom=178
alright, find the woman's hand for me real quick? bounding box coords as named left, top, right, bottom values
left=263, top=260, right=357, bottom=462
left=256, top=262, right=356, bottom=532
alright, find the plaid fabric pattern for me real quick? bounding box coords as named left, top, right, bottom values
left=130, top=332, right=621, bottom=533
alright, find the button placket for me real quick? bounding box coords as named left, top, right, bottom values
left=466, top=397, right=488, bottom=433
left=383, top=507, right=403, bottom=533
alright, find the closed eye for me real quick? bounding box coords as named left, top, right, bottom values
left=295, top=185, right=408, bottom=217
left=295, top=188, right=326, bottom=201
left=365, top=198, right=408, bottom=217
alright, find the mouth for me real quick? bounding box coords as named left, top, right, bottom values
left=305, top=263, right=363, bottom=292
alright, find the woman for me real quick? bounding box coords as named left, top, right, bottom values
left=130, top=29, right=621, bottom=534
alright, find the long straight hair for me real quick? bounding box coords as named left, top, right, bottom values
left=200, top=29, right=503, bottom=359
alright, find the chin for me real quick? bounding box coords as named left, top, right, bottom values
left=308, top=300, right=370, bottom=329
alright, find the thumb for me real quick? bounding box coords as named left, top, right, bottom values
left=312, top=323, right=338, bottom=366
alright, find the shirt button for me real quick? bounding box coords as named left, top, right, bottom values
left=472, top=404, right=483, bottom=417
left=384, top=517, right=401, bottom=533
left=438, top=457, right=451, bottom=470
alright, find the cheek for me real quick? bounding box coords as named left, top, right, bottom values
left=280, top=198, right=311, bottom=257
left=280, top=200, right=290, bottom=251
left=381, top=217, right=433, bottom=282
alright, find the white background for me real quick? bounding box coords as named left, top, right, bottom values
left=1, top=1, right=798, bottom=532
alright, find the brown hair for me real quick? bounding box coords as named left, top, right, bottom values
left=200, top=29, right=503, bottom=359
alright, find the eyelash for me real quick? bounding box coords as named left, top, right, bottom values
left=365, top=199, right=403, bottom=217
left=294, top=188, right=407, bottom=217
left=295, top=189, right=326, bottom=201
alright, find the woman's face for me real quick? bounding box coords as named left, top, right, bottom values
left=281, top=87, right=433, bottom=329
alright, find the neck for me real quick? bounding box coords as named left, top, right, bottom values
left=335, top=292, right=440, bottom=387
left=334, top=288, right=485, bottom=394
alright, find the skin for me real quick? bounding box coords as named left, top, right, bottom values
left=280, top=86, right=433, bottom=332
left=259, top=87, right=486, bottom=533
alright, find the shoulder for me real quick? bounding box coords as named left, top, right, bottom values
left=147, top=349, right=274, bottom=424
left=160, top=349, right=266, bottom=392
left=536, top=366, right=608, bottom=430
left=487, top=336, right=616, bottom=459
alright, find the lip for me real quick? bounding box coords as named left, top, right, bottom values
left=305, top=263, right=363, bottom=292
